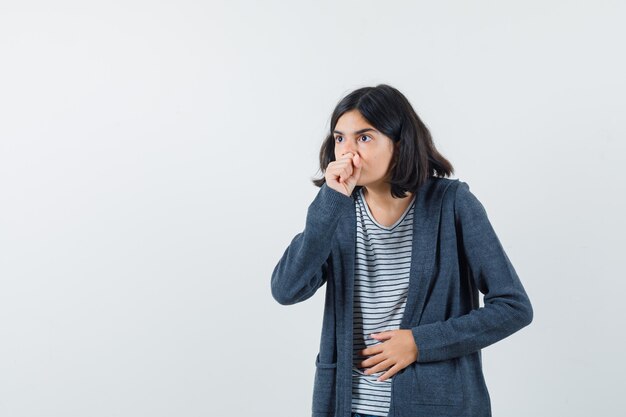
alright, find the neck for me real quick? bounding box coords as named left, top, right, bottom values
left=362, top=183, right=413, bottom=211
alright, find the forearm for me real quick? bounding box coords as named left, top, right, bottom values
left=271, top=183, right=354, bottom=305
left=412, top=181, right=533, bottom=362
left=412, top=287, right=533, bottom=362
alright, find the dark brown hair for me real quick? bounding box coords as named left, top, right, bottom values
left=311, top=84, right=454, bottom=198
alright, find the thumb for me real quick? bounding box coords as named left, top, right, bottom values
left=353, top=154, right=362, bottom=174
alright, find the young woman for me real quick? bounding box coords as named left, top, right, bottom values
left=271, top=84, right=533, bottom=417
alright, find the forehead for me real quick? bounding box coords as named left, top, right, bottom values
left=334, top=111, right=378, bottom=134
left=336, top=110, right=369, bottom=126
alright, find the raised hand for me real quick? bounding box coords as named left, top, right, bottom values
left=324, top=152, right=362, bottom=197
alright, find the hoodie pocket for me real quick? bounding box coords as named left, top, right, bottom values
left=312, top=352, right=337, bottom=413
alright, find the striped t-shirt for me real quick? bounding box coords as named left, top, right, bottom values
left=351, top=187, right=416, bottom=417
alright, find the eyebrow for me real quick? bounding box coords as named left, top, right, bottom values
left=333, top=128, right=379, bottom=135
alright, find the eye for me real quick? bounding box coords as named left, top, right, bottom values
left=334, top=135, right=372, bottom=143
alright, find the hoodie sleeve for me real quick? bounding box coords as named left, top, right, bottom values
left=271, top=182, right=355, bottom=305
left=411, top=180, right=533, bottom=362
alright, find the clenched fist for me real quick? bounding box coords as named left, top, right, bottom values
left=325, top=152, right=362, bottom=197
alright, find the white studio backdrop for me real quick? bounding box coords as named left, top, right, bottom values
left=1, top=1, right=624, bottom=416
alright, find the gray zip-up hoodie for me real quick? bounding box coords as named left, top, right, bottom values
left=271, top=177, right=533, bottom=417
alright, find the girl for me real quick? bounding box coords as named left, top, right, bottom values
left=271, top=84, right=533, bottom=417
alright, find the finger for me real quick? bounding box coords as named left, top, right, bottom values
left=360, top=349, right=383, bottom=368
left=332, top=156, right=355, bottom=176
left=363, top=343, right=385, bottom=357
left=366, top=358, right=393, bottom=377
left=341, top=164, right=353, bottom=181
left=361, top=351, right=380, bottom=369
left=372, top=331, right=393, bottom=340
left=377, top=363, right=403, bottom=382
left=341, top=152, right=356, bottom=167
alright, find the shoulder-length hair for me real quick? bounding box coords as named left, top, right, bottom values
left=311, top=84, right=454, bottom=198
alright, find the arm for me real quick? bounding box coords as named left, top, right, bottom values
left=411, top=181, right=534, bottom=362
left=270, top=182, right=354, bottom=305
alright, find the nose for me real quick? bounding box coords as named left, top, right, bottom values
left=342, top=144, right=357, bottom=157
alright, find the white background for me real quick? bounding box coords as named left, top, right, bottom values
left=1, top=1, right=624, bottom=416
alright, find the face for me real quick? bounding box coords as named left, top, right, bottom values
left=332, top=109, right=395, bottom=188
